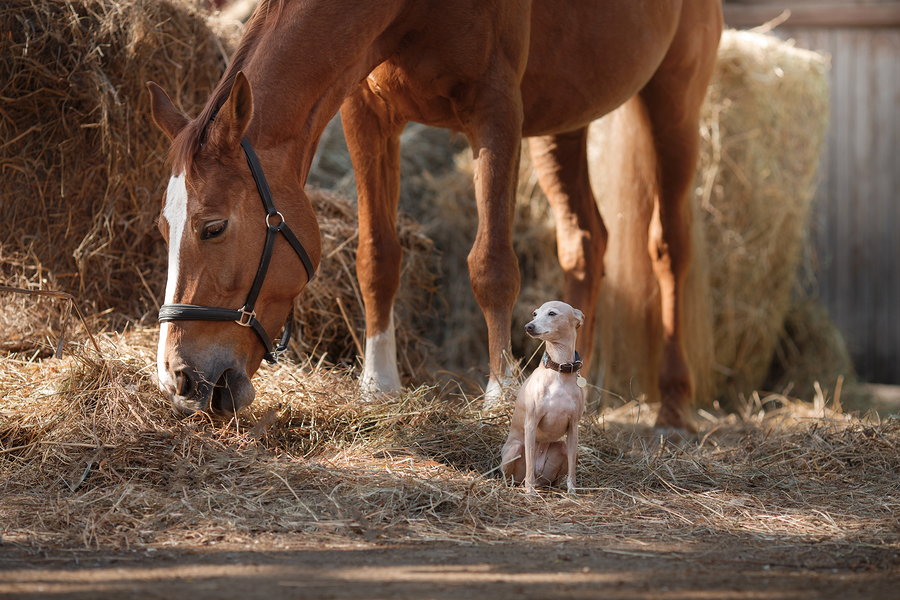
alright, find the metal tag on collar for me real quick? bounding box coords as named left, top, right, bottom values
left=576, top=372, right=587, bottom=388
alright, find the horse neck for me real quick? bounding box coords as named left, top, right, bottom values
left=239, top=0, right=411, bottom=181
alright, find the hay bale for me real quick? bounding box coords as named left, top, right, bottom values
left=587, top=29, right=830, bottom=407
left=0, top=0, right=232, bottom=323
left=699, top=29, right=830, bottom=402
left=764, top=298, right=857, bottom=400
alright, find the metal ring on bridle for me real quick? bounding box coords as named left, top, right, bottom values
left=265, top=211, right=284, bottom=228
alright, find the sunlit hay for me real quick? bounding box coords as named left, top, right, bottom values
left=291, top=189, right=441, bottom=383
left=585, top=30, right=831, bottom=409
left=0, top=0, right=234, bottom=326
left=587, top=98, right=716, bottom=410
left=1, top=331, right=898, bottom=558
left=697, top=29, right=831, bottom=405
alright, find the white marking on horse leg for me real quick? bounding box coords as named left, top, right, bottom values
left=157, top=173, right=188, bottom=395
left=361, top=310, right=401, bottom=397
left=484, top=368, right=515, bottom=409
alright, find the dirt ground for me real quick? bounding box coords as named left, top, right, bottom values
left=2, top=533, right=899, bottom=599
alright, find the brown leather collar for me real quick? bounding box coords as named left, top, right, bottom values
left=541, top=351, right=582, bottom=374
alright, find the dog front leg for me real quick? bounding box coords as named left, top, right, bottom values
left=523, top=412, right=538, bottom=495
left=566, top=418, right=579, bottom=495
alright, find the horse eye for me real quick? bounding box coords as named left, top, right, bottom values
left=201, top=220, right=228, bottom=240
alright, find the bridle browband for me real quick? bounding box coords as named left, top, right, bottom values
left=158, top=136, right=316, bottom=364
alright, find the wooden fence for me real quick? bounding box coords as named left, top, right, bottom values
left=724, top=1, right=900, bottom=383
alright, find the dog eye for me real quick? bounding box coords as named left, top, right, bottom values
left=201, top=220, right=228, bottom=240
left=532, top=311, right=537, bottom=317
left=548, top=311, right=557, bottom=316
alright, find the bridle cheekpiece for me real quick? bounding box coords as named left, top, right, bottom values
left=158, top=133, right=316, bottom=364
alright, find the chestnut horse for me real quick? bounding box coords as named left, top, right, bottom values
left=149, top=0, right=722, bottom=428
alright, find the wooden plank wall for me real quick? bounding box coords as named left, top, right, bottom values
left=724, top=2, right=900, bottom=383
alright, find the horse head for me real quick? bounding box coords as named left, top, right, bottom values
left=148, top=72, right=321, bottom=417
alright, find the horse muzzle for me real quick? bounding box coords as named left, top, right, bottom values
left=161, top=360, right=256, bottom=417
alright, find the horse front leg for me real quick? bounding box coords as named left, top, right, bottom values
left=465, top=92, right=524, bottom=403
left=528, top=128, right=606, bottom=370
left=341, top=85, right=406, bottom=396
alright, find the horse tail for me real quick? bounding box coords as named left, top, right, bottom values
left=590, top=96, right=715, bottom=407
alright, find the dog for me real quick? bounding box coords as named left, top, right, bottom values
left=501, top=301, right=586, bottom=494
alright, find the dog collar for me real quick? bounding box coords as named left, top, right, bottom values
left=541, top=351, right=582, bottom=374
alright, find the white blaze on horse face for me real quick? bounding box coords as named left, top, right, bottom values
left=156, top=173, right=188, bottom=395
left=361, top=311, right=402, bottom=396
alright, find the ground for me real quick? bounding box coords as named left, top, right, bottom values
left=2, top=341, right=899, bottom=599
left=2, top=534, right=899, bottom=599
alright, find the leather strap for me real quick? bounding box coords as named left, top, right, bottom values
left=241, top=137, right=316, bottom=283
left=541, top=351, right=582, bottom=374
left=157, top=136, right=316, bottom=364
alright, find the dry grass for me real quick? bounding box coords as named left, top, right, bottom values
left=0, top=0, right=235, bottom=323
left=1, top=330, right=897, bottom=562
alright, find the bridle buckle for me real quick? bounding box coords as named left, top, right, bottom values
left=235, top=307, right=256, bottom=327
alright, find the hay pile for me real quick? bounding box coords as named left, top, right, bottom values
left=0, top=0, right=233, bottom=329
left=1, top=333, right=898, bottom=559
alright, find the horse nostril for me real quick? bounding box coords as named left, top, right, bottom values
left=175, top=369, right=195, bottom=398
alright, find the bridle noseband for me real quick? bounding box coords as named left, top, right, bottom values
left=158, top=137, right=316, bottom=364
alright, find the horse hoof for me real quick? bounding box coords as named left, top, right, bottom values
left=483, top=375, right=515, bottom=409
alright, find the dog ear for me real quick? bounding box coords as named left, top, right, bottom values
left=574, top=309, right=584, bottom=329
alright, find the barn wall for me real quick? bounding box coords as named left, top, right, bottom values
left=724, top=2, right=900, bottom=383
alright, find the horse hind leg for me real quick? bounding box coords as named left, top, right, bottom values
left=640, top=4, right=721, bottom=431
left=528, top=127, right=606, bottom=369
left=341, top=85, right=406, bottom=396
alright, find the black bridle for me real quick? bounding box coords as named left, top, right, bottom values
left=158, top=137, right=316, bottom=364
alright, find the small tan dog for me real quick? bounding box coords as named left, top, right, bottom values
left=501, top=301, right=586, bottom=494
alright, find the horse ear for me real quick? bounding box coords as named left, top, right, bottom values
left=147, top=82, right=188, bottom=141
left=209, top=71, right=254, bottom=153
left=574, top=309, right=585, bottom=330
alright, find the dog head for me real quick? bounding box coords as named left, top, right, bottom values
left=524, top=301, right=585, bottom=343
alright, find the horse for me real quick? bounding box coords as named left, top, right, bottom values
left=148, top=0, right=722, bottom=429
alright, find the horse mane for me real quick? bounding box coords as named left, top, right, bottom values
left=169, top=0, right=286, bottom=171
